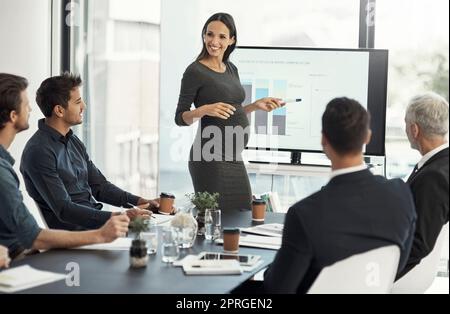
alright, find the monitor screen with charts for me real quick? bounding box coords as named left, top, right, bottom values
left=231, top=46, right=388, bottom=156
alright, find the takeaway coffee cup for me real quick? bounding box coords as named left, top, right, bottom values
left=159, top=192, right=175, bottom=215
left=252, top=199, right=266, bottom=222
left=223, top=228, right=240, bottom=254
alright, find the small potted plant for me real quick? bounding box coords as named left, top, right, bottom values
left=186, top=192, right=219, bottom=235
left=128, top=217, right=150, bottom=268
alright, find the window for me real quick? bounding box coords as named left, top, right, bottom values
left=375, top=0, right=449, bottom=272
left=375, top=0, right=449, bottom=179
left=199, top=0, right=360, bottom=48
left=72, top=0, right=161, bottom=205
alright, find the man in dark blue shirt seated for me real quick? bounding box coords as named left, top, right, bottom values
left=1, top=73, right=130, bottom=259
left=263, top=98, right=417, bottom=294
left=20, top=73, right=158, bottom=231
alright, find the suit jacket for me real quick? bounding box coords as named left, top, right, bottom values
left=264, top=169, right=416, bottom=294
left=397, top=147, right=449, bottom=279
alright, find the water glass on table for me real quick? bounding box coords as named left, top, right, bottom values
left=205, top=208, right=221, bottom=241
left=161, top=227, right=179, bottom=263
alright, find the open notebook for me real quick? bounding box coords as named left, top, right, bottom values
left=0, top=265, right=66, bottom=293
left=240, top=223, right=284, bottom=238
left=152, top=213, right=174, bottom=226
left=74, top=237, right=132, bottom=251
left=216, top=234, right=282, bottom=250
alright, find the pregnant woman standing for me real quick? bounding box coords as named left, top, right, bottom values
left=175, top=13, right=284, bottom=211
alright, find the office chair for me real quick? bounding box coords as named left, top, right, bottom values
left=32, top=201, right=49, bottom=229
left=391, top=222, right=449, bottom=294
left=307, top=245, right=400, bottom=294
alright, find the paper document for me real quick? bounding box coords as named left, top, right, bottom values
left=241, top=223, right=284, bottom=238
left=241, top=259, right=265, bottom=272
left=173, top=255, right=198, bottom=267
left=216, top=234, right=282, bottom=250
left=0, top=265, right=66, bottom=293
left=74, top=237, right=132, bottom=251
left=152, top=213, right=174, bottom=226
left=183, top=260, right=243, bottom=275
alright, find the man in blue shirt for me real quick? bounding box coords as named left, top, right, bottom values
left=20, top=73, right=159, bottom=231
left=0, top=73, right=130, bottom=259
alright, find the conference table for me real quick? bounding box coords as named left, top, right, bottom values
left=11, top=210, right=285, bottom=294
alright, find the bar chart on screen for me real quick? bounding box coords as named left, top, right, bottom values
left=242, top=76, right=335, bottom=141
left=243, top=78, right=306, bottom=137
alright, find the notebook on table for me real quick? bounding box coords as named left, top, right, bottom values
left=240, top=223, right=284, bottom=238
left=215, top=234, right=282, bottom=250
left=0, top=265, right=67, bottom=293
left=73, top=237, right=132, bottom=251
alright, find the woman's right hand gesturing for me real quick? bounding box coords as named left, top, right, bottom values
left=200, top=102, right=236, bottom=120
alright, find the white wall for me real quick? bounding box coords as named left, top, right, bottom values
left=0, top=0, right=52, bottom=226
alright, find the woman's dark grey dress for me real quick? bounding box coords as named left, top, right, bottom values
left=175, top=61, right=252, bottom=211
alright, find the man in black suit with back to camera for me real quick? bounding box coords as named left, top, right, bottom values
left=263, top=97, right=417, bottom=294
left=397, top=92, right=449, bottom=279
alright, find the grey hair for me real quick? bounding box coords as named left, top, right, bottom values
left=405, top=92, right=449, bottom=138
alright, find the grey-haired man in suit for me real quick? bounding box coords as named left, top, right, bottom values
left=398, top=92, right=449, bottom=279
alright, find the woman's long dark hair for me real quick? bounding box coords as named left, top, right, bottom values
left=196, top=13, right=237, bottom=63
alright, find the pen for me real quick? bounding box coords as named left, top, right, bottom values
left=191, top=264, right=224, bottom=268
left=126, top=202, right=141, bottom=210
left=283, top=98, right=302, bottom=103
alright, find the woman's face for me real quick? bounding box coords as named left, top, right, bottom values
left=203, top=20, right=235, bottom=59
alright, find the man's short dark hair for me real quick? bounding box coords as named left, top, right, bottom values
left=36, top=72, right=82, bottom=117
left=322, top=97, right=371, bottom=155
left=0, top=73, right=28, bottom=130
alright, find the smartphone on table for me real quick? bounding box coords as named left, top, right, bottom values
left=197, top=252, right=260, bottom=266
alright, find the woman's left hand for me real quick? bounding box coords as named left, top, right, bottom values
left=254, top=97, right=285, bottom=112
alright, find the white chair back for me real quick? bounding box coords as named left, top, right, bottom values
left=33, top=201, right=49, bottom=229
left=308, top=245, right=400, bottom=294
left=391, top=222, right=449, bottom=294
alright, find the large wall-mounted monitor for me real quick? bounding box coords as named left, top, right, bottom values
left=232, top=46, right=388, bottom=156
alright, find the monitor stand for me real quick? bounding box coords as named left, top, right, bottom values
left=290, top=152, right=302, bottom=165
left=283, top=151, right=331, bottom=167
left=248, top=151, right=331, bottom=167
